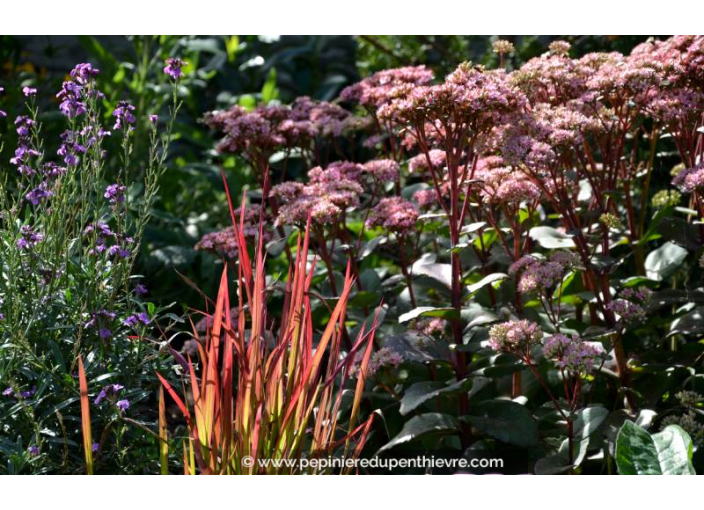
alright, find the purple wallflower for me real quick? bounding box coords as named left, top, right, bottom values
left=149, top=114, right=158, bottom=124
left=104, top=183, right=126, bottom=204
left=125, top=312, right=151, bottom=328
left=25, top=182, right=54, bottom=205
left=22, top=86, right=37, bottom=97
left=123, top=315, right=139, bottom=328
left=133, top=283, right=148, bottom=296
left=28, top=446, right=39, bottom=456
left=19, top=386, right=37, bottom=399
left=163, top=58, right=186, bottom=81
left=70, top=63, right=99, bottom=85
left=85, top=309, right=116, bottom=338
left=57, top=130, right=87, bottom=166
left=42, top=162, right=67, bottom=179
left=57, top=81, right=86, bottom=118
left=94, top=383, right=124, bottom=404
left=17, top=225, right=43, bottom=251
left=112, top=101, right=136, bottom=131
left=116, top=399, right=130, bottom=412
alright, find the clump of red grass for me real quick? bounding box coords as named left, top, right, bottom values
left=157, top=175, right=378, bottom=474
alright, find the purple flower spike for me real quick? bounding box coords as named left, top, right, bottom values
left=163, top=58, right=186, bottom=81
left=104, top=183, right=127, bottom=204
left=112, top=101, right=136, bottom=131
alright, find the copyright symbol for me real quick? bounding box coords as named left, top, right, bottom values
left=242, top=455, right=254, bottom=468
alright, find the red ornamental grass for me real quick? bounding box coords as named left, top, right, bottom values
left=78, top=356, right=93, bottom=475
left=157, top=176, right=379, bottom=475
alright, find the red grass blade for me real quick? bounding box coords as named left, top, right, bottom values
left=77, top=356, right=93, bottom=475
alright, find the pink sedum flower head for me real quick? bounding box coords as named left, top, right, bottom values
left=488, top=320, right=543, bottom=353
left=606, top=286, right=653, bottom=323
left=408, top=149, right=446, bottom=174
left=672, top=162, right=704, bottom=194
left=340, top=65, right=435, bottom=109
left=195, top=205, right=269, bottom=259
left=366, top=197, right=419, bottom=235
left=543, top=334, right=604, bottom=375
left=508, top=252, right=577, bottom=293
left=363, top=159, right=400, bottom=183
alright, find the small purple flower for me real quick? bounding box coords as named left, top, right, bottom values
left=104, top=183, right=126, bottom=204
left=92, top=443, right=99, bottom=453
left=25, top=182, right=54, bottom=205
left=94, top=388, right=108, bottom=404
left=123, top=315, right=138, bottom=328
left=0, top=110, right=6, bottom=118
left=133, top=283, right=148, bottom=296
left=116, top=399, right=130, bottom=412
left=57, top=130, right=87, bottom=166
left=28, top=446, right=39, bottom=456
left=125, top=312, right=151, bottom=328
left=85, top=309, right=114, bottom=330
left=70, top=63, right=99, bottom=85
left=98, top=328, right=112, bottom=339
left=22, top=86, right=37, bottom=97
left=163, top=58, right=186, bottom=81
left=149, top=114, right=158, bottom=125
left=112, top=101, right=136, bottom=131
left=2, top=387, right=13, bottom=397
left=94, top=383, right=124, bottom=404
left=17, top=225, right=43, bottom=251
left=42, top=162, right=67, bottom=179
left=57, top=80, right=86, bottom=118
left=19, top=386, right=37, bottom=399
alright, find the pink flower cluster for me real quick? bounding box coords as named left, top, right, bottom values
left=363, top=159, right=400, bottom=183
left=475, top=157, right=541, bottom=206
left=195, top=205, right=268, bottom=258
left=508, top=252, right=578, bottom=293
left=205, top=96, right=358, bottom=159
left=605, top=286, right=653, bottom=323
left=273, top=162, right=365, bottom=226
left=672, top=162, right=704, bottom=194
left=414, top=318, right=446, bottom=338
left=375, top=65, right=526, bottom=131
left=408, top=149, right=446, bottom=174
left=340, top=66, right=435, bottom=109
left=349, top=346, right=405, bottom=378
left=488, top=319, right=543, bottom=353
left=542, top=334, right=604, bottom=375
left=366, top=197, right=419, bottom=235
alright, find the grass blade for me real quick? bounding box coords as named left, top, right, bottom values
left=78, top=356, right=93, bottom=475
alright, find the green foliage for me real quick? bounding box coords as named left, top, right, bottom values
left=616, top=421, right=696, bottom=475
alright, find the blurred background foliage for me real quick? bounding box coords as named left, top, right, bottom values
left=0, top=35, right=656, bottom=313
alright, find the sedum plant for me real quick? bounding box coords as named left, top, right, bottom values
left=199, top=36, right=704, bottom=474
